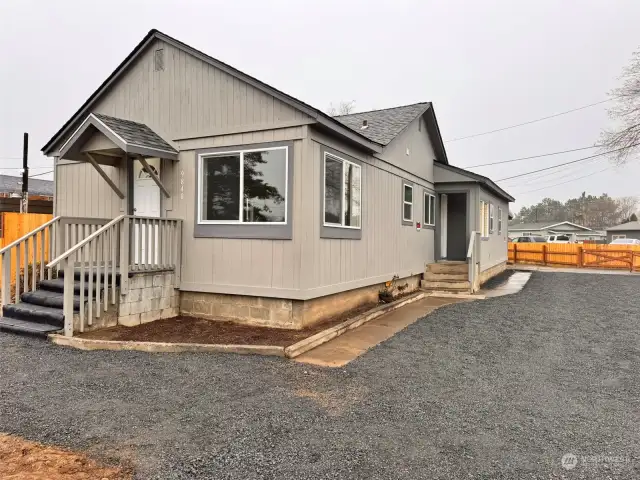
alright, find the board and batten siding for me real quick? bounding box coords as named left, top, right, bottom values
left=478, top=187, right=509, bottom=271
left=55, top=161, right=125, bottom=218
left=175, top=125, right=435, bottom=299
left=87, top=38, right=312, bottom=147
left=173, top=126, right=307, bottom=297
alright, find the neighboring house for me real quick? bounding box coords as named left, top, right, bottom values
left=508, top=221, right=604, bottom=242
left=606, top=221, right=640, bottom=243
left=0, top=174, right=53, bottom=213
left=7, top=29, right=513, bottom=335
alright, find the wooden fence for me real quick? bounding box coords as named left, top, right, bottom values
left=0, top=212, right=53, bottom=286
left=508, top=242, right=640, bottom=271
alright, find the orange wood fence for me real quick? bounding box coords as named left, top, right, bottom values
left=0, top=212, right=53, bottom=286
left=508, top=242, right=640, bottom=271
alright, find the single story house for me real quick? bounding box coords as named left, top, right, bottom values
left=606, top=221, right=640, bottom=242
left=0, top=29, right=514, bottom=336
left=0, top=174, right=53, bottom=213
left=508, top=221, right=603, bottom=242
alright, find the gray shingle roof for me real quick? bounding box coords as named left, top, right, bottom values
left=333, top=103, right=431, bottom=145
left=508, top=222, right=556, bottom=231
left=93, top=113, right=177, bottom=154
left=607, top=221, right=640, bottom=231
left=0, top=175, right=53, bottom=196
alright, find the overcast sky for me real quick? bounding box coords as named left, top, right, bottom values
left=1, top=0, right=638, bottom=212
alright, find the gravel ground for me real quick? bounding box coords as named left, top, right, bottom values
left=1, top=271, right=640, bottom=479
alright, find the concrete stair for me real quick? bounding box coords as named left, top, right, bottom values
left=421, top=261, right=471, bottom=295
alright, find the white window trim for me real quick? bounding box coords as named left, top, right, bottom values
left=498, top=207, right=503, bottom=234
left=480, top=200, right=490, bottom=238
left=612, top=234, right=626, bottom=240
left=197, top=146, right=289, bottom=225
left=322, top=152, right=362, bottom=230
left=424, top=192, right=435, bottom=226
left=489, top=203, right=495, bottom=234
left=403, top=184, right=414, bottom=222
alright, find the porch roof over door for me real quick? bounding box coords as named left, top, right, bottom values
left=58, top=113, right=179, bottom=163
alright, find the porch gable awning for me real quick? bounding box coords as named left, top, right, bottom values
left=59, top=113, right=178, bottom=161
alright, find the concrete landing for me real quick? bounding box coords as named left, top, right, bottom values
left=295, top=296, right=469, bottom=367
left=481, top=271, right=531, bottom=297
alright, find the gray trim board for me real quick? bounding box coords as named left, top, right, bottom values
left=401, top=179, right=415, bottom=227
left=193, top=141, right=294, bottom=240
left=435, top=163, right=514, bottom=202
left=319, top=145, right=362, bottom=240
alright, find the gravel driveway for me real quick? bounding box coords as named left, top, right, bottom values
left=1, top=272, right=639, bottom=479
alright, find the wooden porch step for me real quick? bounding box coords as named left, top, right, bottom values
left=426, top=262, right=469, bottom=274
left=21, top=289, right=82, bottom=311
left=421, top=279, right=470, bottom=291
left=423, top=272, right=468, bottom=282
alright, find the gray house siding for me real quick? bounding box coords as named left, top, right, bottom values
left=478, top=187, right=509, bottom=271
left=52, top=36, right=445, bottom=301
left=301, top=129, right=435, bottom=296
left=379, top=116, right=436, bottom=183
left=55, top=161, right=126, bottom=218
left=606, top=230, right=640, bottom=242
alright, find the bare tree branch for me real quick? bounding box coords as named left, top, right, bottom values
left=600, top=48, right=640, bottom=164
left=327, top=101, right=356, bottom=116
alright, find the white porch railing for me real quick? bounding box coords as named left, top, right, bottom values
left=0, top=216, right=112, bottom=306
left=467, top=230, right=481, bottom=292
left=45, top=215, right=182, bottom=336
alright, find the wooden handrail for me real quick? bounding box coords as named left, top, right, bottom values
left=47, top=215, right=126, bottom=268
left=0, top=216, right=60, bottom=255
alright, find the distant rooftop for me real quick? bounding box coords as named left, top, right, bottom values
left=0, top=175, right=53, bottom=197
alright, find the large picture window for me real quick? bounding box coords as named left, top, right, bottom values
left=198, top=147, right=288, bottom=224
left=424, top=193, right=435, bottom=226
left=323, top=152, right=362, bottom=229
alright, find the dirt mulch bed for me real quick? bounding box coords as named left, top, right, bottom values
left=78, top=303, right=378, bottom=347
left=0, top=434, right=130, bottom=479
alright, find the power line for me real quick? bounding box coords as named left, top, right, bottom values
left=513, top=167, right=612, bottom=194
left=465, top=145, right=598, bottom=168
left=445, top=98, right=616, bottom=143
left=0, top=165, right=52, bottom=170
left=29, top=170, right=53, bottom=178
left=495, top=144, right=638, bottom=182
left=501, top=156, right=605, bottom=187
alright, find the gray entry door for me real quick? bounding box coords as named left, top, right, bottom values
left=446, top=193, right=467, bottom=261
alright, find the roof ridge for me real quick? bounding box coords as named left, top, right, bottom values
left=333, top=102, right=430, bottom=118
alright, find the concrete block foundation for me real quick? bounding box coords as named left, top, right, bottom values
left=180, top=274, right=422, bottom=330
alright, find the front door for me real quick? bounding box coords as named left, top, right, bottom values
left=133, top=159, right=161, bottom=264
left=445, top=192, right=467, bottom=261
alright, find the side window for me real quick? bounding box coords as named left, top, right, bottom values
left=424, top=192, right=435, bottom=226
left=402, top=183, right=413, bottom=224
left=323, top=152, right=362, bottom=229
left=489, top=203, right=495, bottom=233
left=498, top=207, right=502, bottom=234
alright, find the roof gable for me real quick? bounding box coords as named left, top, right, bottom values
left=42, top=29, right=382, bottom=156
left=334, top=103, right=430, bottom=145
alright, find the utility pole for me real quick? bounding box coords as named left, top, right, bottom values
left=21, top=132, right=28, bottom=213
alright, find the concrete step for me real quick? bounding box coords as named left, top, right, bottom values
left=421, top=279, right=470, bottom=291
left=426, top=263, right=469, bottom=274
left=423, top=272, right=468, bottom=282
